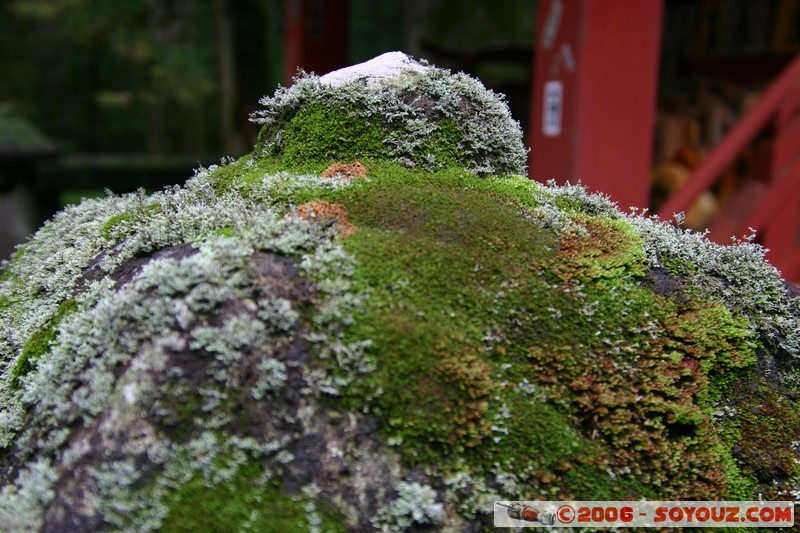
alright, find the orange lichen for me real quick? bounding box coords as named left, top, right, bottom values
left=321, top=161, right=368, bottom=179
left=296, top=200, right=357, bottom=237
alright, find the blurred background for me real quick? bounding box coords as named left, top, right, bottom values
left=1, top=0, right=799, bottom=281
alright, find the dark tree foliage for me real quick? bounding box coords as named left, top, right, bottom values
left=0, top=0, right=276, bottom=155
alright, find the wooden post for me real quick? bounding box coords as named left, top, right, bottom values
left=529, top=0, right=663, bottom=209
left=284, top=0, right=349, bottom=85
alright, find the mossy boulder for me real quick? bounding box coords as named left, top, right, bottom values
left=1, top=53, right=799, bottom=531
left=251, top=51, right=527, bottom=176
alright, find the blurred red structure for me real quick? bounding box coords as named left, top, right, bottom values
left=528, top=0, right=663, bottom=210
left=283, top=0, right=349, bottom=84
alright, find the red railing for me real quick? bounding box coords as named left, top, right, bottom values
left=657, top=54, right=800, bottom=283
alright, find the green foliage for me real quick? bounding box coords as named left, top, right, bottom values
left=3, top=0, right=222, bottom=153
left=0, top=104, right=56, bottom=152
left=424, top=0, right=535, bottom=51
left=10, top=1, right=215, bottom=105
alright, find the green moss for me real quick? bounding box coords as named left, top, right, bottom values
left=328, top=166, right=556, bottom=462
left=156, top=387, right=206, bottom=443
left=720, top=377, right=800, bottom=498
left=212, top=226, right=239, bottom=238
left=417, top=118, right=464, bottom=168
left=1, top=156, right=767, bottom=505
left=712, top=437, right=757, bottom=500
left=0, top=245, right=27, bottom=285
left=553, top=195, right=583, bottom=213
left=173, top=394, right=200, bottom=425
left=3, top=55, right=793, bottom=525
left=208, top=153, right=287, bottom=192
left=484, top=387, right=654, bottom=499
left=279, top=103, right=387, bottom=169
left=660, top=254, right=698, bottom=277
left=551, top=214, right=645, bottom=282
left=664, top=303, right=756, bottom=408
left=274, top=102, right=470, bottom=174
left=160, top=461, right=345, bottom=533
left=292, top=163, right=770, bottom=500
left=10, top=299, right=77, bottom=388
left=101, top=202, right=162, bottom=240
left=251, top=62, right=528, bottom=175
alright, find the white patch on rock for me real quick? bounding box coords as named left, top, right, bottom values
left=122, top=383, right=137, bottom=405
left=319, top=51, right=429, bottom=88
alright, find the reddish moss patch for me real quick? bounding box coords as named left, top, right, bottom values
left=524, top=284, right=756, bottom=499
left=550, top=215, right=644, bottom=284
left=728, top=377, right=800, bottom=499
left=321, top=161, right=367, bottom=180
left=527, top=334, right=726, bottom=498
left=297, top=200, right=357, bottom=237
left=434, top=347, right=494, bottom=447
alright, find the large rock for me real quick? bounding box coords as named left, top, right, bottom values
left=1, top=53, right=799, bottom=531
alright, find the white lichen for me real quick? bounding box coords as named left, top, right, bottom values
left=373, top=480, right=444, bottom=532
left=0, top=154, right=365, bottom=528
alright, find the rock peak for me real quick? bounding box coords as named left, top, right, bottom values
left=319, top=51, right=429, bottom=87
left=252, top=52, right=528, bottom=175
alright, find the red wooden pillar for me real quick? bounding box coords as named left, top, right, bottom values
left=763, top=87, right=800, bottom=280
left=761, top=186, right=800, bottom=272
left=528, top=0, right=663, bottom=209
left=284, top=0, right=349, bottom=85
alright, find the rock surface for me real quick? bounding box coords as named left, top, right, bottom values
left=1, top=53, right=799, bottom=532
